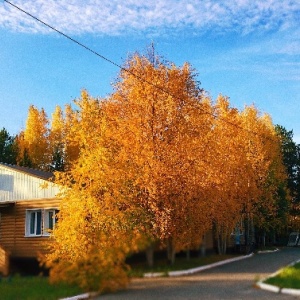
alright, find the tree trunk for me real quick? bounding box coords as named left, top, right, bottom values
left=217, top=233, right=221, bottom=254
left=217, top=226, right=227, bottom=254
left=262, top=230, right=266, bottom=247
left=250, top=217, right=255, bottom=244
left=200, top=234, right=206, bottom=257
left=145, top=244, right=154, bottom=268
left=167, top=238, right=176, bottom=265
left=186, top=249, right=190, bottom=261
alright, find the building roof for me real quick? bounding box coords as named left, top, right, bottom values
left=0, top=163, right=60, bottom=202
left=0, top=163, right=55, bottom=181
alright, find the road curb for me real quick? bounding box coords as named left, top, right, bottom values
left=256, top=282, right=280, bottom=293
left=257, top=248, right=279, bottom=254
left=59, top=292, right=99, bottom=300
left=144, top=253, right=254, bottom=278
left=168, top=253, right=254, bottom=277
left=63, top=249, right=300, bottom=298
left=256, top=257, right=300, bottom=296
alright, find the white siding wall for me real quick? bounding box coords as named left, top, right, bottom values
left=0, top=166, right=60, bottom=202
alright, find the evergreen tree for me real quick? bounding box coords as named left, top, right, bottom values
left=0, top=128, right=17, bottom=164
left=275, top=125, right=300, bottom=230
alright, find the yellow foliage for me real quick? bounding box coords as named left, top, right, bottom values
left=40, top=52, right=289, bottom=290
left=17, top=105, right=50, bottom=169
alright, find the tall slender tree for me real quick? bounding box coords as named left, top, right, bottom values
left=49, top=106, right=65, bottom=171
left=109, top=53, right=216, bottom=263
left=275, top=125, right=300, bottom=230
left=17, top=105, right=50, bottom=170
left=43, top=91, right=145, bottom=292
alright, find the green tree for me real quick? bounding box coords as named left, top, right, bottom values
left=0, top=128, right=17, bottom=164
left=275, top=125, right=300, bottom=230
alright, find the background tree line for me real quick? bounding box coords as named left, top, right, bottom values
left=1, top=52, right=300, bottom=292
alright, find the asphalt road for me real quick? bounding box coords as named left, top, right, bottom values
left=97, top=247, right=300, bottom=300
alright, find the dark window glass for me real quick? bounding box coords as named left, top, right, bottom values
left=48, top=211, right=54, bottom=230
left=36, top=211, right=42, bottom=235
left=30, top=212, right=35, bottom=235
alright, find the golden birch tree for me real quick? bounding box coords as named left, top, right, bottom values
left=43, top=91, right=147, bottom=292
left=206, top=96, right=287, bottom=253
left=207, top=96, right=248, bottom=254
left=62, top=103, right=80, bottom=169
left=17, top=105, right=50, bottom=170
left=42, top=52, right=290, bottom=291
left=49, top=105, right=65, bottom=170
left=239, top=106, right=288, bottom=246
left=108, top=53, right=214, bottom=263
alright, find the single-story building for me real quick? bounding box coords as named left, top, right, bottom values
left=0, top=163, right=60, bottom=275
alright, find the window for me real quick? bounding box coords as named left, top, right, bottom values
left=25, top=209, right=58, bottom=237
left=29, top=210, right=42, bottom=235
left=43, top=209, right=59, bottom=236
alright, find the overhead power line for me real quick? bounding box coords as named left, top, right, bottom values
left=3, top=0, right=174, bottom=97
left=4, top=0, right=277, bottom=142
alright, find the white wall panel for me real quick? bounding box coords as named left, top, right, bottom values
left=0, top=165, right=60, bottom=202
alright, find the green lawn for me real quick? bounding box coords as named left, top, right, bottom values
left=0, top=275, right=84, bottom=300
left=265, top=262, right=300, bottom=289
left=0, top=254, right=237, bottom=299
left=2, top=253, right=277, bottom=298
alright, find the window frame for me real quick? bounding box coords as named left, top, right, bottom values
left=43, top=208, right=59, bottom=236
left=25, top=208, right=58, bottom=237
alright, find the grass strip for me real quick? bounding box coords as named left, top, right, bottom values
left=0, top=275, right=83, bottom=300
left=265, top=262, right=300, bottom=289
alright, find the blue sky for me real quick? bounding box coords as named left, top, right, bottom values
left=0, top=0, right=299, bottom=141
